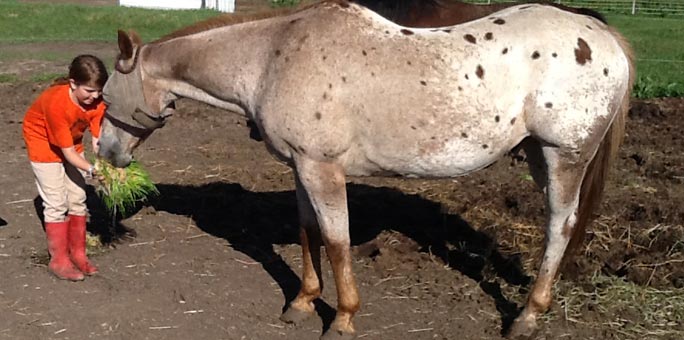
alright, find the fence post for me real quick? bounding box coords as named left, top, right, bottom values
left=632, top=0, right=636, bottom=15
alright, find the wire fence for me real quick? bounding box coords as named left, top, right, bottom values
left=464, top=1, right=684, bottom=16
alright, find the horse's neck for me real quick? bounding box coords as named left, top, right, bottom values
left=142, top=20, right=285, bottom=117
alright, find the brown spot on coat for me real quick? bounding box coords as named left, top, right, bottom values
left=502, top=47, right=509, bottom=54
left=442, top=29, right=452, bottom=33
left=275, top=50, right=281, bottom=57
left=315, top=112, right=322, bottom=120
left=493, top=18, right=506, bottom=25
left=603, top=68, right=609, bottom=76
left=401, top=29, right=414, bottom=35
left=465, top=74, right=469, bottom=80
left=545, top=102, right=553, bottom=108
left=531, top=51, right=540, bottom=59
left=485, top=32, right=493, bottom=40
left=420, top=80, right=427, bottom=86
left=494, top=115, right=500, bottom=122
left=362, top=50, right=367, bottom=56
left=476, top=65, right=484, bottom=79
left=510, top=117, right=517, bottom=125
left=482, top=144, right=489, bottom=149
left=552, top=52, right=558, bottom=58
left=341, top=76, right=347, bottom=82
left=461, top=132, right=468, bottom=138
left=464, top=34, right=476, bottom=44
left=574, top=38, right=593, bottom=65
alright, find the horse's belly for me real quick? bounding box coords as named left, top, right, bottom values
left=342, top=138, right=514, bottom=178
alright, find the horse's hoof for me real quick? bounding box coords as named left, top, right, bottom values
left=506, top=316, right=539, bottom=340
left=280, top=306, right=314, bottom=325
left=321, top=328, right=355, bottom=340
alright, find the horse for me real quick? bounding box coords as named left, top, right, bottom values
left=97, top=1, right=634, bottom=339
left=354, top=0, right=607, bottom=27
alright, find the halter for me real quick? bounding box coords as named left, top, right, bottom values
left=106, top=46, right=168, bottom=131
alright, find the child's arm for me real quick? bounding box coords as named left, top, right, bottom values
left=61, top=146, right=95, bottom=177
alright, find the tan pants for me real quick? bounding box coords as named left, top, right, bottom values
left=31, top=161, right=87, bottom=223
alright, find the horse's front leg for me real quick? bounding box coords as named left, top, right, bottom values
left=281, top=175, right=324, bottom=324
left=293, top=157, right=359, bottom=340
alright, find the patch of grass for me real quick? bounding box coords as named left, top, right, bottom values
left=633, top=76, right=684, bottom=99
left=30, top=72, right=64, bottom=83
left=0, top=0, right=220, bottom=43
left=270, top=0, right=301, bottom=7
left=552, top=274, right=684, bottom=339
left=607, top=14, right=684, bottom=98
left=0, top=73, right=18, bottom=83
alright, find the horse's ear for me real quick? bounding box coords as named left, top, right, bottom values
left=129, top=30, right=143, bottom=47
left=118, top=30, right=134, bottom=60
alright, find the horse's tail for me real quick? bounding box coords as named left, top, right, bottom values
left=563, top=27, right=635, bottom=263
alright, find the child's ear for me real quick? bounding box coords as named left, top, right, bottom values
left=68, top=79, right=77, bottom=90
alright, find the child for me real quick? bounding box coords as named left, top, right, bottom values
left=22, top=55, right=108, bottom=281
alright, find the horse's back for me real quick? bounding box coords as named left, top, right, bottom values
left=255, top=3, right=631, bottom=177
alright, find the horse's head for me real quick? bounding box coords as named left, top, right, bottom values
left=98, top=30, right=176, bottom=167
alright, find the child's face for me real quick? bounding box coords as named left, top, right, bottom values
left=70, top=80, right=103, bottom=106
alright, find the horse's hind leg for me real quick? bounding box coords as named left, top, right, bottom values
left=289, top=157, right=359, bottom=340
left=281, top=175, right=324, bottom=324
left=507, top=146, right=586, bottom=339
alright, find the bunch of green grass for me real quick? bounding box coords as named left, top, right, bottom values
left=94, top=159, right=158, bottom=216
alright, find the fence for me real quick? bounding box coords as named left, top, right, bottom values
left=119, top=0, right=236, bottom=12
left=464, top=1, right=684, bottom=16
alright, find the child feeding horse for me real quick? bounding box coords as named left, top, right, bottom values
left=97, top=1, right=634, bottom=339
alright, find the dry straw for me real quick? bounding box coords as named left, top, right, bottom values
left=94, top=159, right=158, bottom=216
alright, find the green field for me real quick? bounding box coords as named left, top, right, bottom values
left=0, top=0, right=682, bottom=97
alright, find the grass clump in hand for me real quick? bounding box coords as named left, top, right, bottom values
left=94, top=159, right=158, bottom=216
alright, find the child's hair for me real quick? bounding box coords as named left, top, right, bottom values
left=52, top=55, right=108, bottom=88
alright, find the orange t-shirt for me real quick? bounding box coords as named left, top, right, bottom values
left=22, top=84, right=106, bottom=163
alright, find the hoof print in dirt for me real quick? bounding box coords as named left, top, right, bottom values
left=320, top=329, right=355, bottom=340
left=280, top=307, right=314, bottom=325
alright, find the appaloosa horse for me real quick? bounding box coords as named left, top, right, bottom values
left=97, top=1, right=634, bottom=339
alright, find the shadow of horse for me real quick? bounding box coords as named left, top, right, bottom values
left=97, top=181, right=531, bottom=332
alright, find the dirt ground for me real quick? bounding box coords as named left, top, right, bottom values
left=2, top=3, right=684, bottom=340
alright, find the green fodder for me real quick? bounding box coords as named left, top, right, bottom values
left=95, top=159, right=158, bottom=216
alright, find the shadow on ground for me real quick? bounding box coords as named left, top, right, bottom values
left=91, top=181, right=532, bottom=332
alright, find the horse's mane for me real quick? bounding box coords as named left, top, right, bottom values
left=153, top=1, right=326, bottom=44
left=352, top=0, right=447, bottom=23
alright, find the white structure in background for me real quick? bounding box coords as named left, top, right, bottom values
left=119, top=0, right=235, bottom=13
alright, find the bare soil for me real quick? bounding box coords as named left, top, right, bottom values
left=1, top=4, right=684, bottom=340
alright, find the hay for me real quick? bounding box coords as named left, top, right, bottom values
left=94, top=159, right=159, bottom=216
left=548, top=274, right=684, bottom=338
